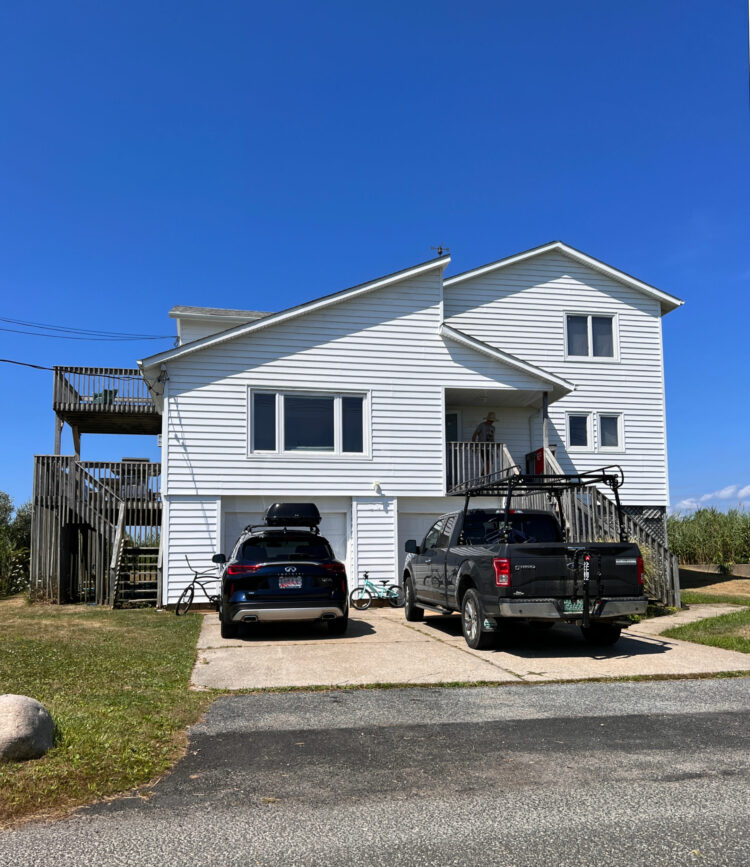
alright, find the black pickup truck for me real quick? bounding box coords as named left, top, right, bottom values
left=403, top=470, right=647, bottom=649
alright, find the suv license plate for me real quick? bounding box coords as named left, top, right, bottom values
left=562, top=599, right=584, bottom=614
left=279, top=577, right=302, bottom=590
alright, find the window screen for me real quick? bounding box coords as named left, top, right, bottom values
left=342, top=396, right=364, bottom=453
left=569, top=414, right=589, bottom=447
left=253, top=393, right=276, bottom=450
left=592, top=317, right=614, bottom=357
left=600, top=415, right=620, bottom=448
left=567, top=315, right=589, bottom=356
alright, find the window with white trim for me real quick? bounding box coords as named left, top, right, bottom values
left=598, top=413, right=622, bottom=451
left=567, top=413, right=592, bottom=449
left=566, top=314, right=615, bottom=358
left=250, top=390, right=367, bottom=455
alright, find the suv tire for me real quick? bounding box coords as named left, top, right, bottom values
left=461, top=588, right=496, bottom=650
left=327, top=609, right=349, bottom=635
left=220, top=609, right=240, bottom=640
left=403, top=577, right=424, bottom=621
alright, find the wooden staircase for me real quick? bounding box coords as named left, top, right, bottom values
left=112, top=546, right=160, bottom=607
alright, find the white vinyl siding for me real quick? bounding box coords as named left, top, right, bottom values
left=164, top=496, right=220, bottom=606
left=163, top=270, right=545, bottom=499
left=352, top=497, right=397, bottom=586
left=445, top=251, right=669, bottom=505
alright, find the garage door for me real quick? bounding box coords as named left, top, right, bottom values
left=223, top=510, right=348, bottom=564
left=397, top=512, right=445, bottom=578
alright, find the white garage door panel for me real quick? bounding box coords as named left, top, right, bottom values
left=223, top=511, right=348, bottom=563
left=397, top=512, right=445, bottom=578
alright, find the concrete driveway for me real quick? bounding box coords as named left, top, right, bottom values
left=191, top=603, right=749, bottom=689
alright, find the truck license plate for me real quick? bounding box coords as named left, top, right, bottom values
left=562, top=599, right=584, bottom=614
left=279, top=577, right=302, bottom=589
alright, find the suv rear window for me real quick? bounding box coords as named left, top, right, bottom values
left=239, top=535, right=335, bottom=563
left=463, top=512, right=562, bottom=545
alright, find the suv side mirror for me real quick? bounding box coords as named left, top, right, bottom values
left=212, top=553, right=226, bottom=564
left=404, top=539, right=419, bottom=555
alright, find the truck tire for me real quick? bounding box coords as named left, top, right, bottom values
left=403, top=577, right=424, bottom=621
left=581, top=623, right=622, bottom=646
left=461, top=588, right=496, bottom=650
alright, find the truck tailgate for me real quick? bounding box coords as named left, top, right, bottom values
left=506, top=542, right=642, bottom=598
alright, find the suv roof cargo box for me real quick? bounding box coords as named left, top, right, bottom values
left=264, top=502, right=321, bottom=528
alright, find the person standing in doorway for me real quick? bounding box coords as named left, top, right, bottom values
left=471, top=411, right=497, bottom=475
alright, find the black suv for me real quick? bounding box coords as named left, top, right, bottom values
left=213, top=503, right=349, bottom=639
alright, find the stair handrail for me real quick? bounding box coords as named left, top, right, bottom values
left=108, top=504, right=127, bottom=608
left=543, top=447, right=679, bottom=607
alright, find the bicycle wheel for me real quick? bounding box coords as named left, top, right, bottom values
left=175, top=584, right=194, bottom=616
left=349, top=587, right=373, bottom=610
left=386, top=585, right=405, bottom=608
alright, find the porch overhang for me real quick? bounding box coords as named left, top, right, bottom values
left=439, top=324, right=574, bottom=401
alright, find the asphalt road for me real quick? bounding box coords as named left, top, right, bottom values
left=1, top=679, right=749, bottom=866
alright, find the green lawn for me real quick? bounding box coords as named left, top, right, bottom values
left=663, top=606, right=750, bottom=655
left=681, top=590, right=750, bottom=607
left=0, top=596, right=213, bottom=827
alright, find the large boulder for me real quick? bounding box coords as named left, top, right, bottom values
left=0, top=694, right=54, bottom=761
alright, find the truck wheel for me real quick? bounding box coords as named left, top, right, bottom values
left=461, top=589, right=495, bottom=650
left=581, top=623, right=622, bottom=646
left=403, top=577, right=424, bottom=621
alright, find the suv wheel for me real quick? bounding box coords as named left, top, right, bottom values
left=327, top=609, right=349, bottom=635
left=461, top=588, right=496, bottom=650
left=220, top=608, right=239, bottom=639
left=403, top=577, right=424, bottom=621
left=581, top=623, right=622, bottom=646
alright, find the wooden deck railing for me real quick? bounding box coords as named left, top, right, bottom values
left=31, top=456, right=162, bottom=605
left=53, top=367, right=157, bottom=414
left=446, top=442, right=514, bottom=491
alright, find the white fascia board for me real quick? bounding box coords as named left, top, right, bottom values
left=444, top=241, right=684, bottom=314
left=439, top=324, right=574, bottom=392
left=139, top=256, right=451, bottom=372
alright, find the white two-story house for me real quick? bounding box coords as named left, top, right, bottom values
left=138, top=241, right=683, bottom=607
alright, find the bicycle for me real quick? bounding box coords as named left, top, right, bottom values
left=175, top=556, right=221, bottom=616
left=349, top=572, right=405, bottom=610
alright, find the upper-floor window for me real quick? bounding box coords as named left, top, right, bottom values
left=250, top=389, right=367, bottom=456
left=566, top=314, right=616, bottom=359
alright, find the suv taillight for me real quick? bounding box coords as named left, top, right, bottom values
left=227, top=564, right=260, bottom=575
left=493, top=558, right=511, bottom=587
left=323, top=562, right=346, bottom=573
left=636, top=556, right=644, bottom=586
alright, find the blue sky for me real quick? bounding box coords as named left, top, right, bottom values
left=0, top=1, right=748, bottom=511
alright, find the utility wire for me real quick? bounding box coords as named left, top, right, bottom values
left=0, top=315, right=172, bottom=339
left=0, top=326, right=172, bottom=341
left=0, top=358, right=54, bottom=370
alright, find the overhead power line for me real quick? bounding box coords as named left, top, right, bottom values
left=0, top=358, right=54, bottom=370
left=0, top=315, right=172, bottom=339
left=0, top=326, right=172, bottom=341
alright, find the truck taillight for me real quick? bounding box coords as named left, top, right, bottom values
left=493, top=558, right=511, bottom=587
left=637, top=556, right=644, bottom=586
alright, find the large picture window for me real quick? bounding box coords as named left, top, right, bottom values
left=250, top=390, right=367, bottom=455
left=566, top=314, right=616, bottom=359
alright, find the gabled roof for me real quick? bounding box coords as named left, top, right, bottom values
left=439, top=324, right=574, bottom=394
left=139, top=255, right=450, bottom=372
left=444, top=241, right=684, bottom=314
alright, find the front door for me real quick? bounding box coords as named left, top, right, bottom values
left=445, top=411, right=461, bottom=443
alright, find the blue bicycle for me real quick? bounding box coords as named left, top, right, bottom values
left=349, top=572, right=405, bottom=610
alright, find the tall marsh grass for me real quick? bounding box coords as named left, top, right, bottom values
left=667, top=507, right=750, bottom=571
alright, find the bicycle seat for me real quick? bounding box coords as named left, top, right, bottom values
left=377, top=580, right=389, bottom=585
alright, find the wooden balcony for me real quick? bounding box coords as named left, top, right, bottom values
left=446, top=442, right=517, bottom=492
left=53, top=367, right=161, bottom=436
